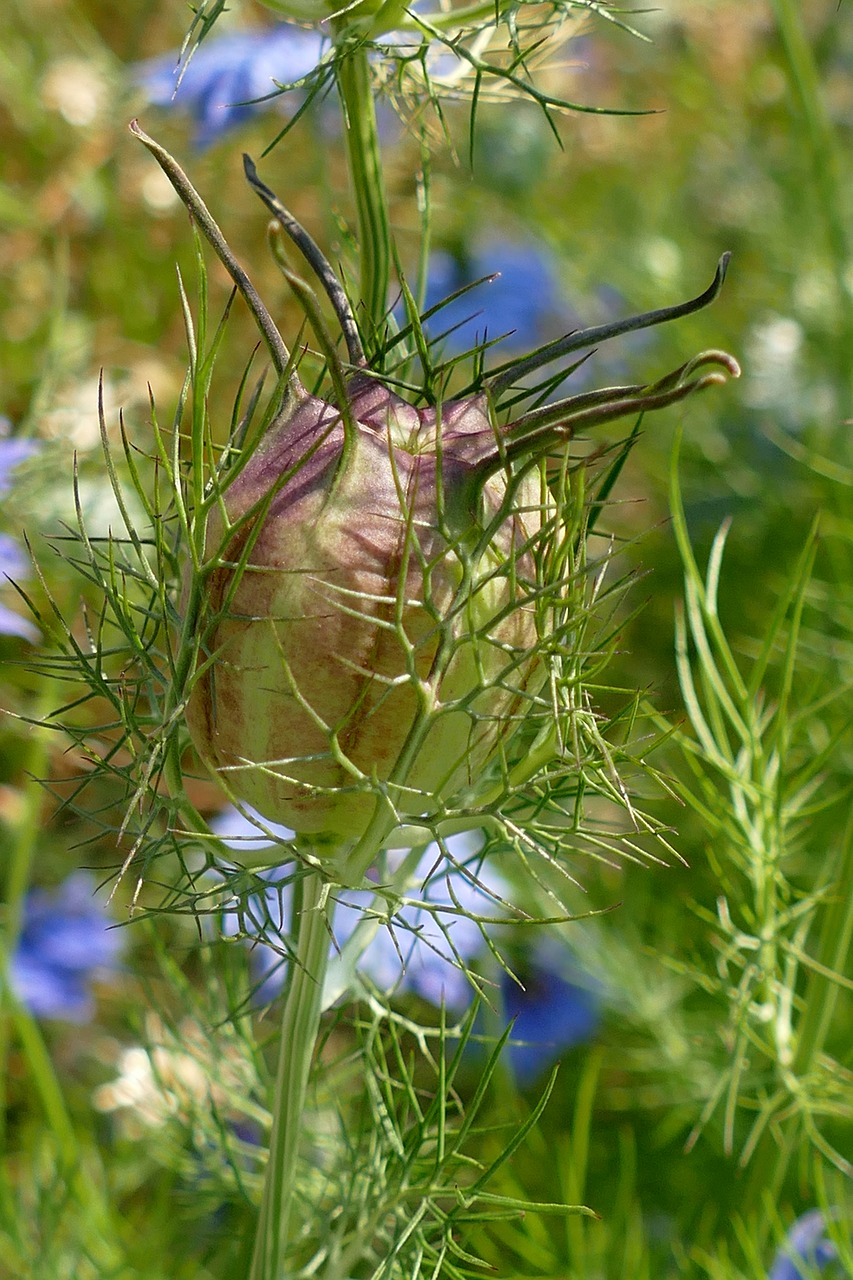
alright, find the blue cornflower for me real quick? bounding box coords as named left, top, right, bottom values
left=419, top=239, right=577, bottom=357
left=0, top=437, right=40, bottom=642
left=769, top=1211, right=839, bottom=1280
left=499, top=940, right=600, bottom=1087
left=133, top=24, right=327, bottom=149
left=213, top=807, right=600, bottom=1077
left=9, top=872, right=124, bottom=1021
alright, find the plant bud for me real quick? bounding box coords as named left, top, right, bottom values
left=187, top=372, right=542, bottom=840
left=127, top=131, right=738, bottom=864
left=146, top=143, right=740, bottom=851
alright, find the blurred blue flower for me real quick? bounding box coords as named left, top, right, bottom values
left=9, top=872, right=124, bottom=1021
left=213, top=807, right=599, bottom=1078
left=133, top=24, right=327, bottom=149
left=419, top=239, right=576, bottom=357
left=0, top=437, right=40, bottom=642
left=212, top=809, right=503, bottom=1010
left=769, top=1211, right=838, bottom=1280
left=500, top=941, right=600, bottom=1087
left=0, top=533, right=37, bottom=642
left=335, top=848, right=504, bottom=1011
left=0, top=436, right=39, bottom=492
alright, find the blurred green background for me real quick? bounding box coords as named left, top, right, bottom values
left=1, top=1, right=851, bottom=1276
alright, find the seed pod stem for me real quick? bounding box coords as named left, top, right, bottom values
left=244, top=153, right=367, bottom=371
left=130, top=122, right=302, bottom=403
left=266, top=230, right=360, bottom=477
left=487, top=253, right=732, bottom=396
left=248, top=869, right=331, bottom=1280
left=495, top=350, right=742, bottom=470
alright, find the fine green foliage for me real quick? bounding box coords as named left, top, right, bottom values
left=1, top=0, right=851, bottom=1276
left=665, top=443, right=853, bottom=1189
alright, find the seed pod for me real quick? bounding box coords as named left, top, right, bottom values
left=127, top=132, right=738, bottom=849
left=187, top=373, right=543, bottom=839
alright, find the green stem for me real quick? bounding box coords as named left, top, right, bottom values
left=249, top=867, right=333, bottom=1280
left=333, top=34, right=392, bottom=354
left=322, top=842, right=429, bottom=1007
left=744, top=809, right=853, bottom=1232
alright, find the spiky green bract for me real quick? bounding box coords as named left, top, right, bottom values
left=24, top=129, right=739, bottom=901
left=183, top=0, right=653, bottom=125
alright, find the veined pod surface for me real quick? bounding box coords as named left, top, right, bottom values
left=187, top=373, right=544, bottom=840
left=130, top=132, right=738, bottom=850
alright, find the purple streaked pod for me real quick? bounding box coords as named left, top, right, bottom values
left=187, top=368, right=546, bottom=838
left=131, top=128, right=739, bottom=846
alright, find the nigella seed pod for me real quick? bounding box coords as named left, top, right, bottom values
left=188, top=370, right=544, bottom=839
left=130, top=128, right=739, bottom=856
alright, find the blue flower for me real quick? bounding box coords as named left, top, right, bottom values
left=213, top=808, right=600, bottom=1079
left=335, top=850, right=504, bottom=1011
left=9, top=872, right=124, bottom=1021
left=0, top=533, right=38, bottom=642
left=212, top=809, right=504, bottom=1010
left=0, top=436, right=39, bottom=493
left=418, top=239, right=577, bottom=357
left=769, top=1211, right=839, bottom=1280
left=133, top=24, right=327, bottom=149
left=499, top=941, right=600, bottom=1087
left=0, top=437, right=40, bottom=642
